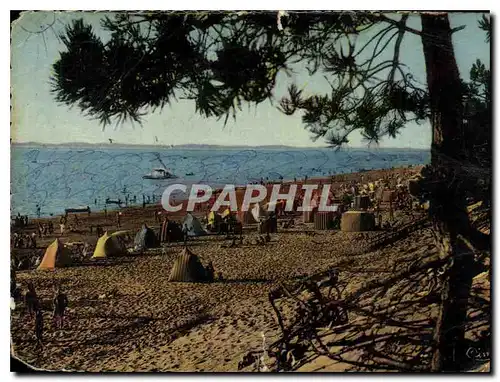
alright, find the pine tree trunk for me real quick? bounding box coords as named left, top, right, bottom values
left=420, top=14, right=475, bottom=372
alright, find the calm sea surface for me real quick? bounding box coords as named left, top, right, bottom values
left=11, top=146, right=430, bottom=217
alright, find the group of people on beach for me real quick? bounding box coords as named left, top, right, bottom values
left=10, top=222, right=52, bottom=255
left=12, top=213, right=29, bottom=228
left=11, top=232, right=36, bottom=249
left=11, top=277, right=69, bottom=349
left=11, top=220, right=57, bottom=249
left=38, top=221, right=55, bottom=237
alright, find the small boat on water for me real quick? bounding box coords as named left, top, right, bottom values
left=142, top=168, right=177, bottom=180
left=105, top=198, right=122, bottom=205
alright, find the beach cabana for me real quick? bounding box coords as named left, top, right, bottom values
left=168, top=247, right=208, bottom=282
left=134, top=225, right=158, bottom=250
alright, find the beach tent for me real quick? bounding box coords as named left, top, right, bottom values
left=160, top=220, right=184, bottom=242
left=251, top=203, right=269, bottom=222
left=168, top=247, right=208, bottom=282
left=208, top=211, right=222, bottom=227
left=92, top=231, right=128, bottom=259
left=221, top=209, right=232, bottom=219
left=182, top=213, right=207, bottom=237
left=160, top=219, right=169, bottom=242
left=263, top=200, right=287, bottom=216
left=38, top=239, right=72, bottom=270
left=237, top=210, right=256, bottom=225
left=134, top=225, right=158, bottom=250
left=263, top=200, right=277, bottom=213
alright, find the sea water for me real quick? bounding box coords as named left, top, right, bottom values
left=10, top=145, right=430, bottom=217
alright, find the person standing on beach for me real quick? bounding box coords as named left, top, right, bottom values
left=17, top=235, right=24, bottom=249
left=30, top=232, right=37, bottom=249
left=116, top=212, right=121, bottom=228
left=59, top=215, right=67, bottom=236
left=25, top=282, right=38, bottom=319
left=34, top=254, right=41, bottom=268
left=10, top=267, right=17, bottom=299
left=34, top=308, right=44, bottom=349
left=52, top=285, right=68, bottom=329
left=182, top=224, right=189, bottom=244
left=26, top=234, right=33, bottom=248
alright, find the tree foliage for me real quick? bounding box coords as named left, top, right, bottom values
left=51, top=11, right=489, bottom=150
left=462, top=58, right=491, bottom=166
left=52, top=12, right=433, bottom=141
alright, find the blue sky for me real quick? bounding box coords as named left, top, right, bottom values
left=11, top=11, right=490, bottom=148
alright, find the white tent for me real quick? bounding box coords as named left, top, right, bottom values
left=182, top=213, right=207, bottom=237
left=251, top=203, right=269, bottom=222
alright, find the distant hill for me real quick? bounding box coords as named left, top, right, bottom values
left=11, top=142, right=326, bottom=150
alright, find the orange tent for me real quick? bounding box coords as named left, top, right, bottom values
left=38, top=239, right=72, bottom=270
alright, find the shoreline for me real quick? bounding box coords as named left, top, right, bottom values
left=12, top=164, right=423, bottom=221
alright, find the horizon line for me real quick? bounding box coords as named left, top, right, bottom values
left=10, top=141, right=430, bottom=150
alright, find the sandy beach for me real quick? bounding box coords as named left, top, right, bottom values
left=10, top=166, right=490, bottom=372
